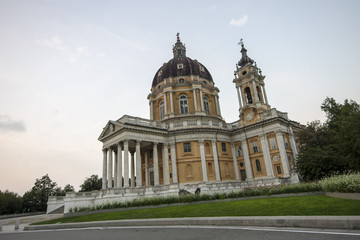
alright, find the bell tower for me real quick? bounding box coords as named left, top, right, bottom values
left=233, top=39, right=270, bottom=126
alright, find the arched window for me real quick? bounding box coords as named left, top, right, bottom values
left=205, top=142, right=211, bottom=155
left=256, top=86, right=262, bottom=102
left=186, top=164, right=193, bottom=177
left=203, top=96, right=210, bottom=114
left=208, top=162, right=213, bottom=175
left=255, top=159, right=261, bottom=172
left=244, top=87, right=253, bottom=104
left=179, top=95, right=188, bottom=114
left=159, top=101, right=164, bottom=120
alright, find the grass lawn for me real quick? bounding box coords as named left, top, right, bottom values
left=36, top=195, right=360, bottom=225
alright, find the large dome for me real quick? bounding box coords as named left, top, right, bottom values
left=152, top=57, right=213, bottom=87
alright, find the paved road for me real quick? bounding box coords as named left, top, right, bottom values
left=1, top=226, right=360, bottom=240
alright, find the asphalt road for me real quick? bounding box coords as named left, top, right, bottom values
left=1, top=226, right=360, bottom=240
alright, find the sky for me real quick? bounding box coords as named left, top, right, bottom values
left=1, top=0, right=360, bottom=195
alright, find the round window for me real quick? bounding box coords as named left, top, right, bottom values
left=242, top=71, right=247, bottom=75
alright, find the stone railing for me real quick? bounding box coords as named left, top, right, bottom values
left=117, top=115, right=239, bottom=131
left=262, top=108, right=288, bottom=121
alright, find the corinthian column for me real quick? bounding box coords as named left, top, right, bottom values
left=135, top=141, right=142, bottom=187
left=153, top=143, right=159, bottom=186
left=123, top=140, right=129, bottom=188
left=102, top=148, right=108, bottom=189
left=108, top=148, right=113, bottom=188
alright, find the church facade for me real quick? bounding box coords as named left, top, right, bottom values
left=47, top=35, right=301, bottom=214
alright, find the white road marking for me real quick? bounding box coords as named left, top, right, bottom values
left=5, top=225, right=359, bottom=236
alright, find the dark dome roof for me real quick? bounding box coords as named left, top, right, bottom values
left=152, top=57, right=213, bottom=87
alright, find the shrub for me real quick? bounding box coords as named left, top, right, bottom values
left=319, top=173, right=360, bottom=193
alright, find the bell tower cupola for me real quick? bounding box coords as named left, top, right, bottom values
left=233, top=39, right=270, bottom=126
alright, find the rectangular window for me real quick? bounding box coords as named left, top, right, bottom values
left=221, top=142, right=226, bottom=152
left=183, top=142, right=191, bottom=153
left=270, top=138, right=277, bottom=150
left=252, top=142, right=259, bottom=153
left=237, top=146, right=242, bottom=157
left=276, top=166, right=282, bottom=174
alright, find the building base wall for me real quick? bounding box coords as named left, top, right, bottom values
left=47, top=174, right=299, bottom=214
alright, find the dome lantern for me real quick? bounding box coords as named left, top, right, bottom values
left=172, top=33, right=186, bottom=58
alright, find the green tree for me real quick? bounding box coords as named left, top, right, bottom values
left=321, top=97, right=360, bottom=170
left=79, top=175, right=102, bottom=192
left=296, top=121, right=347, bottom=181
left=55, top=184, right=75, bottom=196
left=22, top=174, right=59, bottom=212
left=0, top=190, right=23, bottom=215
left=296, top=98, right=360, bottom=181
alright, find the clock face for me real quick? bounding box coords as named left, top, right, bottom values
left=246, top=113, right=253, bottom=121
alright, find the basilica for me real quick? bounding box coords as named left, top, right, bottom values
left=47, top=35, right=301, bottom=214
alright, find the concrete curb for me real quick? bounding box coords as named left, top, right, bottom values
left=24, top=216, right=360, bottom=231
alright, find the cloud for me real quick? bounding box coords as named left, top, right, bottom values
left=0, top=115, right=26, bottom=132
left=36, top=36, right=82, bottom=63
left=230, top=15, right=248, bottom=27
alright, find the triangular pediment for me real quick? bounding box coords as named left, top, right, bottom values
left=98, top=120, right=123, bottom=141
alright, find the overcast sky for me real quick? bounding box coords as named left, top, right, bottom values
left=1, top=0, right=360, bottom=195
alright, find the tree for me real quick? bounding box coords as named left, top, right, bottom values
left=296, top=98, right=360, bottom=181
left=0, top=190, right=23, bottom=215
left=22, top=174, right=59, bottom=212
left=321, top=97, right=360, bottom=170
left=54, top=184, right=75, bottom=196
left=296, top=121, right=347, bottom=181
left=79, top=175, right=102, bottom=192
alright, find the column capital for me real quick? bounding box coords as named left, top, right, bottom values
left=275, top=130, right=283, bottom=135
left=259, top=133, right=266, bottom=139
left=170, top=142, right=176, bottom=147
left=136, top=140, right=141, bottom=144
left=102, top=148, right=108, bottom=152
left=153, top=142, right=158, bottom=146
left=198, top=139, right=204, bottom=144
left=239, top=137, right=247, bottom=142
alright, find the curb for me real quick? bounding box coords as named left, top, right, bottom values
left=24, top=216, right=360, bottom=231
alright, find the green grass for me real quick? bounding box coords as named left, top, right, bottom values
left=36, top=195, right=360, bottom=225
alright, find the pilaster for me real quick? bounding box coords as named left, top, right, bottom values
left=211, top=140, right=221, bottom=181
left=276, top=131, right=290, bottom=177
left=241, top=139, right=253, bottom=180
left=162, top=143, right=170, bottom=184
left=199, top=140, right=208, bottom=182
left=170, top=143, right=178, bottom=184
left=231, top=143, right=240, bottom=180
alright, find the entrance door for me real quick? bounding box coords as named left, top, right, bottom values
left=240, top=170, right=246, bottom=181
left=149, top=171, right=154, bottom=186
